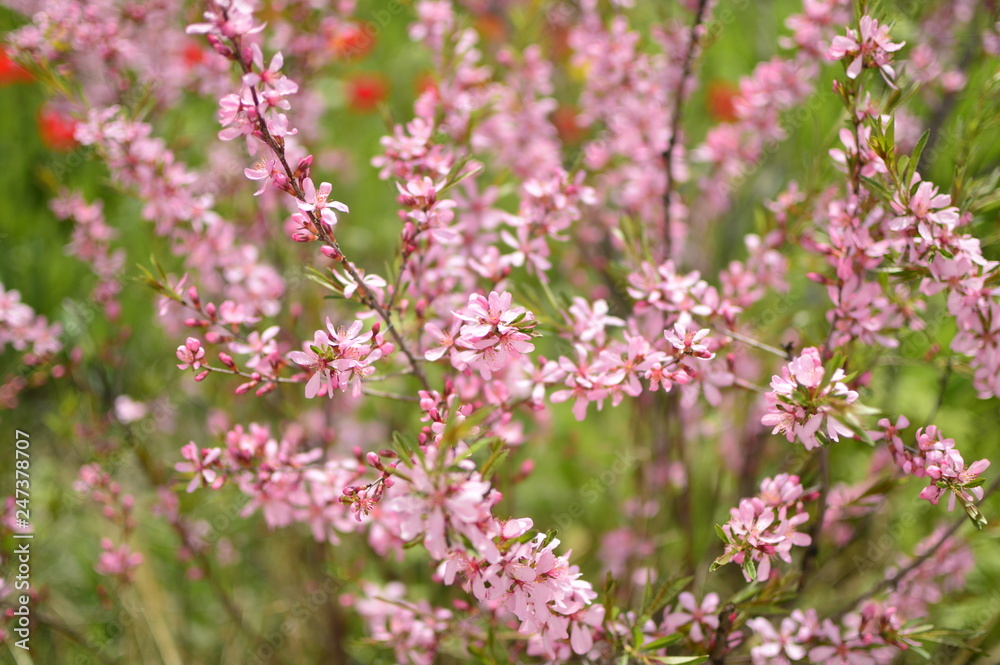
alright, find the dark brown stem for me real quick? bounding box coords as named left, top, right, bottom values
left=709, top=603, right=737, bottom=665
left=228, top=33, right=430, bottom=392
left=662, top=0, right=710, bottom=258
left=918, top=17, right=981, bottom=173
left=832, top=474, right=1000, bottom=620
left=798, top=446, right=829, bottom=592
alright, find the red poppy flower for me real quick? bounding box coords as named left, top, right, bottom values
left=707, top=81, right=740, bottom=123
left=330, top=24, right=374, bottom=60
left=38, top=107, right=79, bottom=151
left=346, top=74, right=388, bottom=114
left=552, top=104, right=584, bottom=145
left=0, top=47, right=33, bottom=86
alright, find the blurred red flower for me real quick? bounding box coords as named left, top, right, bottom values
left=707, top=81, right=740, bottom=123
left=0, top=46, right=33, bottom=86
left=552, top=104, right=584, bottom=145
left=330, top=24, right=375, bottom=60
left=38, top=106, right=79, bottom=151
left=346, top=73, right=388, bottom=113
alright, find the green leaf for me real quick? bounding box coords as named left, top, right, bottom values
left=392, top=431, right=421, bottom=468
left=647, top=657, right=709, bottom=664
left=884, top=115, right=895, bottom=158
left=440, top=161, right=484, bottom=195
left=896, top=155, right=909, bottom=182
left=861, top=176, right=892, bottom=202
left=305, top=266, right=343, bottom=294
left=727, top=581, right=761, bottom=605
left=959, top=494, right=988, bottom=531
left=640, top=575, right=693, bottom=621
left=480, top=445, right=509, bottom=480
left=632, top=624, right=644, bottom=651
left=742, top=557, right=757, bottom=581
left=907, top=130, right=931, bottom=183
left=640, top=633, right=684, bottom=651
left=457, top=435, right=497, bottom=462
left=714, top=523, right=728, bottom=544
left=709, top=550, right=734, bottom=572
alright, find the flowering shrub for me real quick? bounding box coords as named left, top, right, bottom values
left=2, top=0, right=999, bottom=663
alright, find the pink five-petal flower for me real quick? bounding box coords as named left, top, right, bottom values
left=175, top=441, right=223, bottom=493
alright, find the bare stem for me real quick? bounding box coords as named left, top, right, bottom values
left=709, top=603, right=737, bottom=665
left=832, top=474, right=1000, bottom=620
left=798, top=447, right=830, bottom=592
left=718, top=327, right=793, bottom=360
left=662, top=0, right=710, bottom=258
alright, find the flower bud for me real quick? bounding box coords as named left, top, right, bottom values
left=321, top=245, right=343, bottom=261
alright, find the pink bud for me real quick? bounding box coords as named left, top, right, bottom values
left=295, top=155, right=313, bottom=180
left=206, top=34, right=233, bottom=58
left=292, top=230, right=318, bottom=243
left=366, top=452, right=382, bottom=469
left=194, top=370, right=210, bottom=382
left=255, top=382, right=277, bottom=396
left=321, top=245, right=343, bottom=261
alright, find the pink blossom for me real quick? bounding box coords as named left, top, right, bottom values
left=175, top=442, right=224, bottom=492
left=95, top=538, right=143, bottom=581
left=228, top=326, right=280, bottom=369
left=747, top=616, right=807, bottom=662
left=298, top=177, right=349, bottom=229
left=762, top=347, right=860, bottom=449
left=828, top=16, right=905, bottom=85
left=452, top=291, right=536, bottom=380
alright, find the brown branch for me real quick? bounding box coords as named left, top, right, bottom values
left=917, top=17, right=981, bottom=173
left=226, top=30, right=431, bottom=392
left=798, top=446, right=830, bottom=593
left=832, top=474, right=1000, bottom=620
left=662, top=0, right=710, bottom=258
left=709, top=603, right=737, bottom=665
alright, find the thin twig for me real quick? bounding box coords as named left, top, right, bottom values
left=917, top=18, right=981, bottom=173
left=225, top=26, right=430, bottom=392
left=361, top=387, right=420, bottom=402
left=832, top=474, right=1000, bottom=620
left=717, top=327, right=793, bottom=360
left=798, top=447, right=829, bottom=593
left=662, top=0, right=710, bottom=258
left=709, top=603, right=737, bottom=665
left=924, top=356, right=952, bottom=427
